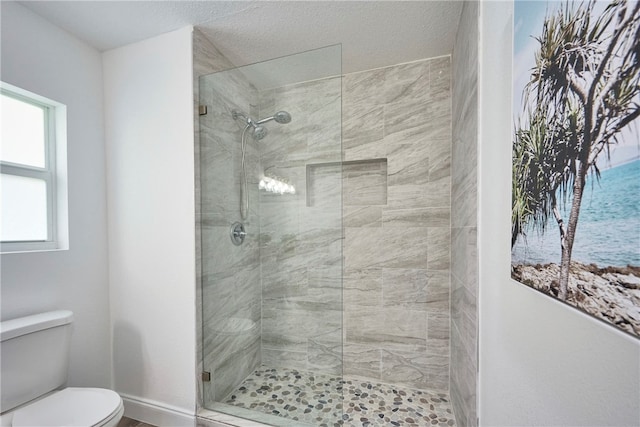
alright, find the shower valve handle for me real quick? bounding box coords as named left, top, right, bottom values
left=230, top=222, right=246, bottom=245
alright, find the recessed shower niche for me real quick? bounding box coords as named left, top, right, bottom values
left=306, top=158, right=388, bottom=207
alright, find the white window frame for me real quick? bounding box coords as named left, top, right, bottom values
left=1, top=84, right=66, bottom=252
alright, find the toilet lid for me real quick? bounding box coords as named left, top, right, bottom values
left=12, top=388, right=122, bottom=427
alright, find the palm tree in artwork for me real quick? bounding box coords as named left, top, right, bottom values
left=512, top=0, right=640, bottom=300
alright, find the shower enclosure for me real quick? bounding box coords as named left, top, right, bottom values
left=198, top=45, right=344, bottom=426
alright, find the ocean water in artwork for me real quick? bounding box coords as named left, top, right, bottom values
left=512, top=158, right=640, bottom=268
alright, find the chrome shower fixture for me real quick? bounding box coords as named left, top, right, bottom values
left=233, top=108, right=293, bottom=221
left=257, top=111, right=292, bottom=125
left=231, top=109, right=292, bottom=140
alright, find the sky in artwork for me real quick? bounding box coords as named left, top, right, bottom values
left=513, top=0, right=639, bottom=168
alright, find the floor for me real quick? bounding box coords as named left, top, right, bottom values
left=223, top=366, right=456, bottom=427
left=117, top=417, right=155, bottom=427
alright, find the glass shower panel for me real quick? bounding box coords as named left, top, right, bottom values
left=199, top=45, right=342, bottom=426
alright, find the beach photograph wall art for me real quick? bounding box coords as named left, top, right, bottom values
left=511, top=0, right=640, bottom=338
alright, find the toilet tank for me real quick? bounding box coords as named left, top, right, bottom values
left=0, top=310, right=74, bottom=413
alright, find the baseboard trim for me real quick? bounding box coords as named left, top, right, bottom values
left=120, top=393, right=195, bottom=427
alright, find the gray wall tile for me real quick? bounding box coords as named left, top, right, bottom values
left=342, top=56, right=452, bottom=392
left=451, top=1, right=479, bottom=425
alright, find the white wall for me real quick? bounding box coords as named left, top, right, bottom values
left=477, top=2, right=640, bottom=426
left=102, top=27, right=196, bottom=424
left=0, top=1, right=111, bottom=389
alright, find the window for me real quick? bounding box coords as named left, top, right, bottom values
left=1, top=83, right=67, bottom=252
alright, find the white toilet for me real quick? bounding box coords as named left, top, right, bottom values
left=0, top=310, right=124, bottom=427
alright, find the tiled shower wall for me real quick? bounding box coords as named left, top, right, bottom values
left=257, top=78, right=344, bottom=374
left=196, top=30, right=263, bottom=402
left=451, top=1, right=479, bottom=426
left=255, top=57, right=452, bottom=392
left=342, top=58, right=452, bottom=391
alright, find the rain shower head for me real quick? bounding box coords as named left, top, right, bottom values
left=256, top=111, right=292, bottom=125
left=273, top=111, right=292, bottom=124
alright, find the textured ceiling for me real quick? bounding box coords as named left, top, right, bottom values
left=18, top=1, right=463, bottom=74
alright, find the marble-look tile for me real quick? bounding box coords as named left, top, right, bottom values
left=344, top=304, right=381, bottom=346
left=308, top=266, right=342, bottom=293
left=346, top=305, right=427, bottom=350
left=207, top=321, right=260, bottom=371
left=452, top=129, right=478, bottom=228
left=428, top=137, right=453, bottom=182
left=343, top=159, right=388, bottom=206
left=430, top=56, right=452, bottom=102
left=427, top=336, right=450, bottom=359
left=343, top=343, right=382, bottom=379
left=344, top=268, right=382, bottom=307
left=386, top=141, right=430, bottom=187
left=261, top=255, right=308, bottom=300
left=202, top=282, right=260, bottom=325
left=382, top=207, right=450, bottom=227
left=262, top=302, right=341, bottom=356
left=343, top=205, right=382, bottom=228
left=343, top=67, right=388, bottom=107
left=210, top=338, right=260, bottom=401
left=383, top=59, right=431, bottom=105
left=345, top=227, right=429, bottom=270
left=427, top=270, right=451, bottom=310
left=427, top=227, right=451, bottom=270
left=259, top=231, right=298, bottom=264
left=450, top=322, right=477, bottom=427
left=296, top=227, right=343, bottom=267
left=428, top=311, right=451, bottom=341
left=380, top=347, right=448, bottom=392
left=381, top=268, right=428, bottom=310
left=451, top=276, right=465, bottom=328
left=306, top=162, right=341, bottom=208
left=300, top=202, right=342, bottom=232
left=259, top=196, right=300, bottom=234
left=201, top=226, right=260, bottom=276
left=450, top=7, right=478, bottom=423
left=425, top=96, right=452, bottom=141
left=424, top=174, right=452, bottom=208
left=261, top=348, right=307, bottom=372
left=344, top=134, right=387, bottom=162
left=339, top=57, right=452, bottom=393
left=202, top=270, right=260, bottom=331
left=343, top=104, right=384, bottom=145
left=386, top=177, right=450, bottom=210
left=307, top=339, right=342, bottom=374
left=384, top=99, right=430, bottom=142
left=452, top=226, right=478, bottom=286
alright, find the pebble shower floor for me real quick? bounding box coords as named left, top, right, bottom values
left=224, top=366, right=456, bottom=427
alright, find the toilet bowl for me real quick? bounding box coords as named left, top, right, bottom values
left=0, top=311, right=124, bottom=427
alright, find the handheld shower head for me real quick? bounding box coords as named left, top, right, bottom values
left=252, top=125, right=268, bottom=140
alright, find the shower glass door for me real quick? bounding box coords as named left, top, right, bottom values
left=199, top=45, right=343, bottom=426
